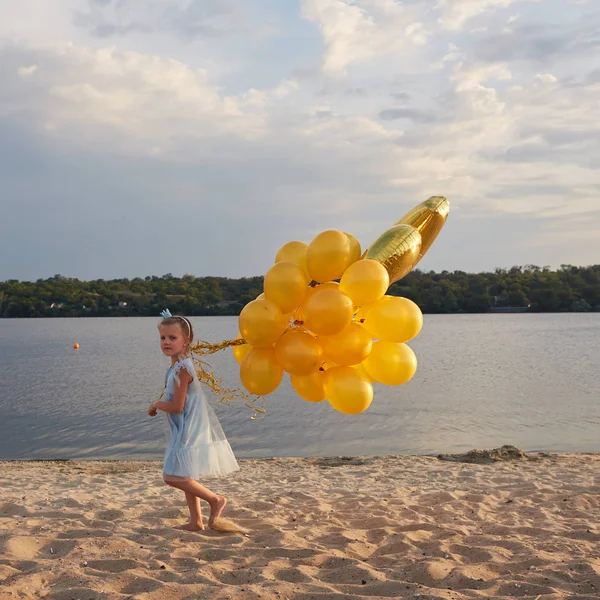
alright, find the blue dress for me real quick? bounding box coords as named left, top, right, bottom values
left=162, top=357, right=239, bottom=479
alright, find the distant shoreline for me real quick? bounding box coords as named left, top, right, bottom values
left=2, top=265, right=599, bottom=316
left=2, top=309, right=600, bottom=319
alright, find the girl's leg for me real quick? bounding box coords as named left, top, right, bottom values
left=176, top=492, right=203, bottom=531
left=165, top=478, right=227, bottom=524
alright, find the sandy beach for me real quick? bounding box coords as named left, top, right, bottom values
left=1, top=451, right=599, bottom=600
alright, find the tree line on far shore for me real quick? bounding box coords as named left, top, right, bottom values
left=1, top=264, right=599, bottom=318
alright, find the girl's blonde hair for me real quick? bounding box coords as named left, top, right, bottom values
left=159, top=315, right=195, bottom=345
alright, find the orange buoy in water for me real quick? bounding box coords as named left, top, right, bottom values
left=73, top=343, right=79, bottom=350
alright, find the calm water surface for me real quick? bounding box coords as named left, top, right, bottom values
left=0, top=315, right=598, bottom=459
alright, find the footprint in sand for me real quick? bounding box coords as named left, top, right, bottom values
left=95, top=509, right=125, bottom=521
left=86, top=558, right=143, bottom=573
left=119, top=575, right=165, bottom=595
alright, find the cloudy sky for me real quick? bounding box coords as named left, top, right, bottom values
left=0, top=0, right=598, bottom=281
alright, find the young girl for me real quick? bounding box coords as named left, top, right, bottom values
left=148, top=311, right=240, bottom=532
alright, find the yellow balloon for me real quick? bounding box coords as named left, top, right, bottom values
left=232, top=335, right=252, bottom=365
left=302, top=288, right=354, bottom=336
left=339, top=259, right=390, bottom=306
left=264, top=261, right=310, bottom=313
left=274, top=329, right=323, bottom=375
left=306, top=230, right=352, bottom=283
left=320, top=323, right=373, bottom=366
left=324, top=366, right=373, bottom=415
left=294, top=281, right=339, bottom=323
left=395, top=196, right=449, bottom=267
left=353, top=305, right=370, bottom=325
left=363, top=341, right=417, bottom=386
left=239, top=298, right=287, bottom=347
left=240, top=347, right=283, bottom=395
left=364, top=224, right=422, bottom=284
left=320, top=359, right=339, bottom=371
left=353, top=362, right=374, bottom=383
left=362, top=296, right=423, bottom=342
left=290, top=370, right=326, bottom=403
left=275, top=241, right=308, bottom=274
left=344, top=232, right=362, bottom=265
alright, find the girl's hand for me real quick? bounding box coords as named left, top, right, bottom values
left=148, top=403, right=158, bottom=417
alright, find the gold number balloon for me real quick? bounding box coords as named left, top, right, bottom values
left=240, top=347, right=283, bottom=395
left=395, top=196, right=449, bottom=267
left=306, top=230, right=353, bottom=283
left=264, top=261, right=310, bottom=313
left=363, top=341, right=417, bottom=386
left=274, top=329, right=323, bottom=375
left=361, top=295, right=423, bottom=343
left=290, top=370, right=326, bottom=403
left=364, top=224, right=422, bottom=284
left=339, top=259, right=389, bottom=306
left=238, top=298, right=287, bottom=347
left=324, top=366, right=374, bottom=414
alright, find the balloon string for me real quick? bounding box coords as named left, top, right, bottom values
left=190, top=337, right=246, bottom=356
left=155, top=337, right=267, bottom=419
left=192, top=355, right=267, bottom=419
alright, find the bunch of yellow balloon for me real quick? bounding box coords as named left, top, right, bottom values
left=232, top=196, right=449, bottom=416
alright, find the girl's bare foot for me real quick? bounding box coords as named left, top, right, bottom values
left=175, top=521, right=205, bottom=532
left=208, top=495, right=227, bottom=525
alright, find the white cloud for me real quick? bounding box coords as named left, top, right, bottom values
left=1, top=43, right=268, bottom=146
left=17, top=64, right=38, bottom=77
left=0, top=0, right=599, bottom=278
left=301, top=0, right=429, bottom=75
left=437, top=0, right=537, bottom=31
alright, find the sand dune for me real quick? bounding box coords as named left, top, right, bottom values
left=1, top=452, right=599, bottom=599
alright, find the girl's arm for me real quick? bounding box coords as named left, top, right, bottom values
left=150, top=371, right=193, bottom=415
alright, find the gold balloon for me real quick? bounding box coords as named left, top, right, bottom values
left=395, top=196, right=449, bottom=267
left=320, top=359, right=339, bottom=371
left=293, top=281, right=338, bottom=323
left=290, top=370, right=326, bottom=403
left=239, top=298, right=287, bottom=347
left=361, top=295, right=423, bottom=343
left=364, top=224, right=422, bottom=284
left=339, top=259, right=390, bottom=306
left=264, top=261, right=310, bottom=313
left=306, top=230, right=352, bottom=283
left=363, top=341, right=417, bottom=386
left=275, top=241, right=308, bottom=274
left=232, top=334, right=252, bottom=365
left=302, top=288, right=354, bottom=336
left=274, top=329, right=323, bottom=375
left=240, top=347, right=283, bottom=395
left=353, top=305, right=370, bottom=325
left=353, top=362, right=374, bottom=383
left=344, top=232, right=362, bottom=266
left=324, top=366, right=373, bottom=415
left=320, top=323, right=373, bottom=366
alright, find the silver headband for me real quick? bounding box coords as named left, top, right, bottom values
left=160, top=309, right=191, bottom=336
